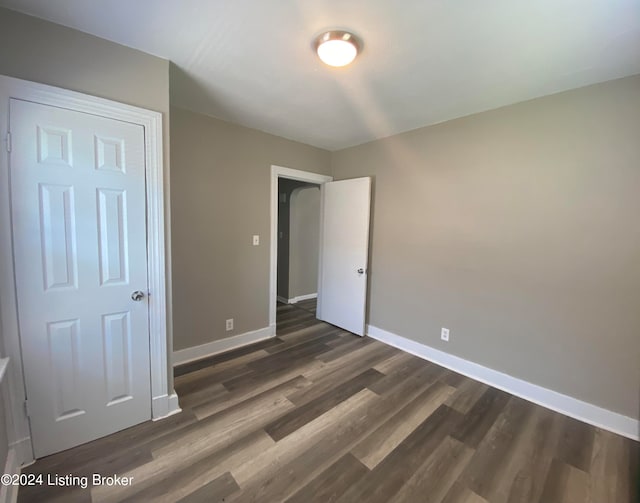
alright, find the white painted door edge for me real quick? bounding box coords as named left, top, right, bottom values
left=269, top=165, right=332, bottom=328
left=0, top=75, right=176, bottom=464
left=367, top=325, right=639, bottom=441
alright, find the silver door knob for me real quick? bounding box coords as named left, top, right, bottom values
left=131, top=290, right=145, bottom=301
left=357, top=268, right=365, bottom=274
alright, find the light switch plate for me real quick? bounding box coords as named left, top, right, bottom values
left=252, top=235, right=259, bottom=246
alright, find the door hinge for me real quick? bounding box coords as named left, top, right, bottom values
left=24, top=400, right=30, bottom=418
left=5, top=132, right=11, bottom=153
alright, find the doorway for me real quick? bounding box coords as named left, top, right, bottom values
left=269, top=165, right=372, bottom=337
left=269, top=166, right=332, bottom=330
left=277, top=180, right=321, bottom=307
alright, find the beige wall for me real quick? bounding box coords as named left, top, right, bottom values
left=331, top=75, right=640, bottom=419
left=0, top=8, right=170, bottom=137
left=170, top=107, right=331, bottom=350
left=289, top=186, right=321, bottom=299
left=0, top=8, right=172, bottom=229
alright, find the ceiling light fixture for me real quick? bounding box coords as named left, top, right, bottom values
left=314, top=30, right=361, bottom=67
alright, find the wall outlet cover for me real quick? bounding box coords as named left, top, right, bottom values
left=441, top=327, right=450, bottom=342
left=226, top=319, right=234, bottom=331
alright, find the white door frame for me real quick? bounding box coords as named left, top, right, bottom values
left=0, top=75, right=178, bottom=464
left=269, top=165, right=332, bottom=328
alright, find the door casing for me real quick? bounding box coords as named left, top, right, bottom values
left=269, top=165, right=332, bottom=328
left=0, top=75, right=178, bottom=464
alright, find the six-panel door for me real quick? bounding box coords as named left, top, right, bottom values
left=10, top=98, right=151, bottom=457
left=318, top=177, right=372, bottom=336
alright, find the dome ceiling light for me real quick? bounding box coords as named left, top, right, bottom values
left=314, top=30, right=361, bottom=67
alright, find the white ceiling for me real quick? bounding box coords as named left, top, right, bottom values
left=2, top=0, right=639, bottom=150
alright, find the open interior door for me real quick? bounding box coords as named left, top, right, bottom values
left=317, top=177, right=371, bottom=335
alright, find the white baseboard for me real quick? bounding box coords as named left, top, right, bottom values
left=9, top=438, right=32, bottom=467
left=152, top=392, right=182, bottom=421
left=167, top=392, right=181, bottom=417
left=0, top=359, right=8, bottom=383
left=289, top=293, right=317, bottom=304
left=367, top=325, right=640, bottom=441
left=172, top=325, right=276, bottom=367
left=0, top=449, right=19, bottom=503
left=277, top=293, right=317, bottom=304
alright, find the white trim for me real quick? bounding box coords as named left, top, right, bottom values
left=277, top=293, right=318, bottom=305
left=289, top=293, right=318, bottom=304
left=270, top=165, right=332, bottom=328
left=172, top=325, right=276, bottom=366
left=167, top=393, right=181, bottom=416
left=7, top=439, right=31, bottom=468
left=0, top=357, right=19, bottom=503
left=151, top=392, right=181, bottom=420
left=0, top=358, right=8, bottom=384
left=0, top=449, right=19, bottom=503
left=316, top=183, right=326, bottom=320
left=0, top=75, right=174, bottom=464
left=367, top=325, right=640, bottom=441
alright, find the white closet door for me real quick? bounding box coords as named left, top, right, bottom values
left=10, top=98, right=151, bottom=457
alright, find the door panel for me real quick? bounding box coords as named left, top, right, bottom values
left=317, top=177, right=371, bottom=336
left=39, top=183, right=78, bottom=290
left=10, top=98, right=151, bottom=457
left=97, top=188, right=129, bottom=285
left=102, top=311, right=134, bottom=405
left=47, top=318, right=84, bottom=420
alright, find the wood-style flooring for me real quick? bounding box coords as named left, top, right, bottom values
left=19, top=300, right=639, bottom=502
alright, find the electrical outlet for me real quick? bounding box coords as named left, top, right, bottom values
left=252, top=235, right=260, bottom=246
left=441, top=327, right=450, bottom=342
left=226, top=319, right=234, bottom=331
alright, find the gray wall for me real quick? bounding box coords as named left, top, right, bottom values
left=170, top=107, right=331, bottom=350
left=289, top=186, right=321, bottom=299
left=277, top=180, right=293, bottom=300
left=331, top=75, right=640, bottom=419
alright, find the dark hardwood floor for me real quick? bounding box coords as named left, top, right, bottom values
left=19, top=300, right=639, bottom=502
